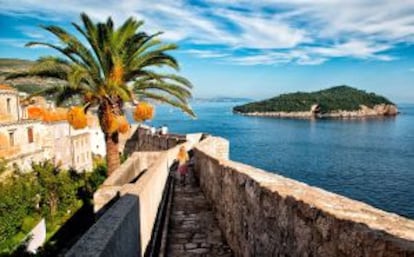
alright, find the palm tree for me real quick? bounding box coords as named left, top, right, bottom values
left=7, top=13, right=195, bottom=176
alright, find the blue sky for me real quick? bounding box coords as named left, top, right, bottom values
left=1, top=0, right=414, bottom=102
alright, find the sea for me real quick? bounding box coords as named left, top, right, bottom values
left=127, top=102, right=414, bottom=219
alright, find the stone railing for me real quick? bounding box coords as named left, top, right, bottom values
left=67, top=132, right=203, bottom=257
left=194, top=136, right=414, bottom=257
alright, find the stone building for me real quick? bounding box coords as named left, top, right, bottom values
left=0, top=85, right=46, bottom=170
left=43, top=121, right=93, bottom=172
left=0, top=84, right=93, bottom=172
left=87, top=114, right=106, bottom=158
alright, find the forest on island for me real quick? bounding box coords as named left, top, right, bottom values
left=233, top=86, right=394, bottom=113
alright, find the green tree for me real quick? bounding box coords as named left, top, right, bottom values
left=0, top=172, right=39, bottom=252
left=8, top=13, right=195, bottom=176
left=32, top=162, right=80, bottom=223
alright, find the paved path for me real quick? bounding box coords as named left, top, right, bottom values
left=166, top=176, right=233, bottom=257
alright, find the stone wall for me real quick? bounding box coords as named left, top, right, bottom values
left=70, top=147, right=178, bottom=257
left=194, top=136, right=414, bottom=257
left=66, top=195, right=140, bottom=257
left=69, top=132, right=203, bottom=257
left=93, top=151, right=161, bottom=213
left=94, top=132, right=203, bottom=213
left=123, top=126, right=187, bottom=155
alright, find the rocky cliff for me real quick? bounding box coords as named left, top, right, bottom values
left=237, top=103, right=398, bottom=119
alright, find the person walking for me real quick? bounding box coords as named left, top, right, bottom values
left=177, top=146, right=189, bottom=186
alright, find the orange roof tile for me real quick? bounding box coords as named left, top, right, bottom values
left=0, top=84, right=16, bottom=91
left=27, top=105, right=68, bottom=122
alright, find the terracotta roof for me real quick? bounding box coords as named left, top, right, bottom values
left=27, top=105, right=69, bottom=122
left=0, top=84, right=16, bottom=91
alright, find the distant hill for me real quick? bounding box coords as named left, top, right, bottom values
left=233, top=86, right=394, bottom=114
left=0, top=58, right=34, bottom=69
left=0, top=58, right=62, bottom=95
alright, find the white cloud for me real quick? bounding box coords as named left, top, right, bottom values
left=214, top=9, right=310, bottom=49
left=228, top=53, right=291, bottom=65
left=184, top=49, right=230, bottom=58
left=307, top=40, right=394, bottom=60
left=2, top=0, right=414, bottom=65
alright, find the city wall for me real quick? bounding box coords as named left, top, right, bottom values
left=66, top=129, right=202, bottom=257
left=67, top=130, right=414, bottom=257
left=194, top=136, right=414, bottom=257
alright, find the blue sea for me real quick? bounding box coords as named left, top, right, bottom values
left=129, top=102, right=414, bottom=219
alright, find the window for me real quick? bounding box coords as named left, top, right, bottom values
left=6, top=98, right=11, bottom=113
left=8, top=131, right=14, bottom=146
left=27, top=127, right=34, bottom=143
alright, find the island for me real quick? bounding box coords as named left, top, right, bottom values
left=233, top=86, right=398, bottom=119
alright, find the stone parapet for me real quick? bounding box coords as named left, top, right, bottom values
left=76, top=131, right=204, bottom=256
left=93, top=151, right=160, bottom=213
left=194, top=136, right=414, bottom=257
left=123, top=126, right=187, bottom=155
left=94, top=132, right=202, bottom=214
left=66, top=195, right=140, bottom=257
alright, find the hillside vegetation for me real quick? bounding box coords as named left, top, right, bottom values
left=0, top=58, right=60, bottom=95
left=0, top=58, right=33, bottom=68
left=233, top=86, right=394, bottom=113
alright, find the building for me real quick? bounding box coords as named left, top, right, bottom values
left=43, top=121, right=93, bottom=172
left=0, top=85, right=46, bottom=170
left=0, top=84, right=93, bottom=172
left=87, top=114, right=106, bottom=158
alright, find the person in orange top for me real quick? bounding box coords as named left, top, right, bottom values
left=177, top=146, right=189, bottom=186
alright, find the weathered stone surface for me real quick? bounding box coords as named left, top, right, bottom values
left=167, top=178, right=233, bottom=256
left=123, top=126, right=187, bottom=154
left=194, top=136, right=414, bottom=257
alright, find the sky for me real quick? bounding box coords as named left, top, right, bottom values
left=1, top=0, right=414, bottom=103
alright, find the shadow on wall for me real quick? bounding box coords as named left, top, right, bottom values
left=65, top=194, right=142, bottom=257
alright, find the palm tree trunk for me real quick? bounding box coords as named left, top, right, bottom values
left=99, top=99, right=123, bottom=177
left=105, top=131, right=120, bottom=176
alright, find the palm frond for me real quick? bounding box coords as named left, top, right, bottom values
left=40, top=25, right=100, bottom=75
left=13, top=12, right=194, bottom=119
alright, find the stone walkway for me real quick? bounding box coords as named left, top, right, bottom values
left=166, top=175, right=233, bottom=257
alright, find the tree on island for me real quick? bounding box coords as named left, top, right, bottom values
left=7, top=13, right=195, bottom=176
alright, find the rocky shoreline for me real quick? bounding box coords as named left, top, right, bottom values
left=235, top=104, right=399, bottom=119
